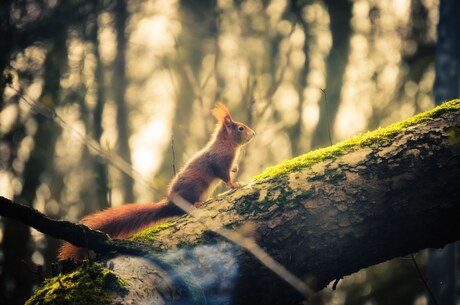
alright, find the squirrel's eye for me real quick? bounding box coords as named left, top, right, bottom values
left=238, top=126, right=245, bottom=132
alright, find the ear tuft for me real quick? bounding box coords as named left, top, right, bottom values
left=212, top=102, right=233, bottom=123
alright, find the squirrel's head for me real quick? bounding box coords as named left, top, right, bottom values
left=212, top=102, right=255, bottom=145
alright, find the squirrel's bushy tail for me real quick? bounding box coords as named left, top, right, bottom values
left=58, top=199, right=182, bottom=261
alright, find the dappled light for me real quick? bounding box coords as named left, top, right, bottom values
left=0, top=0, right=450, bottom=304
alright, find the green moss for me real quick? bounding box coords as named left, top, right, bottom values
left=25, top=262, right=128, bottom=305
left=131, top=221, right=174, bottom=241
left=254, top=99, right=460, bottom=181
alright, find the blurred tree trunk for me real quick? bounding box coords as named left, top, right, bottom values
left=155, top=1, right=214, bottom=190
left=113, top=0, right=134, bottom=203
left=311, top=0, right=352, bottom=148
left=0, top=34, right=67, bottom=305
left=26, top=102, right=460, bottom=305
left=176, top=0, right=213, bottom=140
left=434, top=0, right=460, bottom=103
left=0, top=0, right=13, bottom=100
left=91, top=9, right=110, bottom=209
left=428, top=1, right=460, bottom=305
left=394, top=0, right=435, bottom=113
left=374, top=0, right=435, bottom=127
left=286, top=1, right=311, bottom=156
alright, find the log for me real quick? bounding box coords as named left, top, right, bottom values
left=22, top=100, right=460, bottom=305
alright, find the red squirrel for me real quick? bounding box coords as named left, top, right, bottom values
left=58, top=103, right=255, bottom=260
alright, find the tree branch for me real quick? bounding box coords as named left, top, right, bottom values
left=0, top=197, right=151, bottom=258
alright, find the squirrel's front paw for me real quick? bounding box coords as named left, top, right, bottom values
left=231, top=165, right=239, bottom=173
left=227, top=181, right=241, bottom=189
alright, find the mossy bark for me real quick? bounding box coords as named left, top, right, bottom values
left=28, top=101, right=460, bottom=305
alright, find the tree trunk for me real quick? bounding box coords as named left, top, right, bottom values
left=0, top=0, right=13, bottom=101
left=428, top=1, right=460, bottom=304
left=288, top=1, right=311, bottom=156
left=311, top=0, right=352, bottom=148
left=434, top=0, right=460, bottom=103
left=26, top=100, right=460, bottom=305
left=113, top=0, right=134, bottom=203
left=1, top=34, right=67, bottom=305
left=91, top=8, right=110, bottom=209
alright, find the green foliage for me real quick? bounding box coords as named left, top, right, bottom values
left=25, top=262, right=128, bottom=305
left=254, top=99, right=460, bottom=181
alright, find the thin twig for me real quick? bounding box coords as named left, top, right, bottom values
left=171, top=135, right=176, bottom=176
left=320, top=88, right=333, bottom=146
left=410, top=254, right=438, bottom=305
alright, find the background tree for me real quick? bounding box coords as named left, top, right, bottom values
left=113, top=0, right=134, bottom=203
left=311, top=0, right=352, bottom=148
left=0, top=14, right=68, bottom=304
left=427, top=0, right=460, bottom=304
left=88, top=2, right=110, bottom=210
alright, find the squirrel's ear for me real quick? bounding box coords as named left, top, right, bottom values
left=223, top=116, right=232, bottom=128
left=212, top=102, right=233, bottom=123
left=223, top=116, right=233, bottom=134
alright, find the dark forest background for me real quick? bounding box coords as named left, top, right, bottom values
left=0, top=0, right=458, bottom=304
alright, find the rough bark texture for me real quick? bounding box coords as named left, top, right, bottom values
left=26, top=102, right=460, bottom=305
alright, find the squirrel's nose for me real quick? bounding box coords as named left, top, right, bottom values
left=249, top=130, right=256, bottom=140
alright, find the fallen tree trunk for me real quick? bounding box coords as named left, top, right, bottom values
left=24, top=100, right=460, bottom=305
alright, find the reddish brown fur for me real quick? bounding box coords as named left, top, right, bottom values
left=59, top=103, right=255, bottom=261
